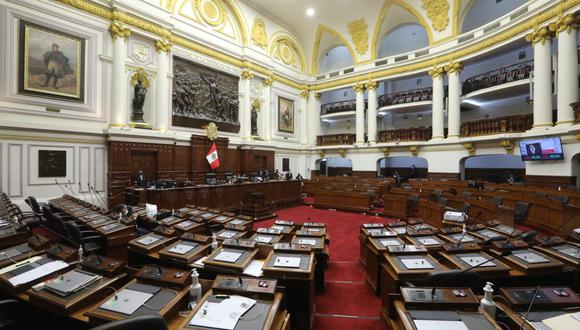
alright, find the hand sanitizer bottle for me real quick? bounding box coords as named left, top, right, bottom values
left=78, top=246, right=84, bottom=265
left=211, top=233, right=218, bottom=252
left=189, top=269, right=202, bottom=306
left=480, top=282, right=496, bottom=318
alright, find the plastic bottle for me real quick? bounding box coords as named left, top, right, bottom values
left=480, top=282, right=496, bottom=318
left=211, top=233, right=218, bottom=252
left=189, top=269, right=202, bottom=304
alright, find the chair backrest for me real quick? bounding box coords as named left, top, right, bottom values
left=437, top=197, right=448, bottom=207
left=65, top=221, right=83, bottom=245
left=25, top=196, right=42, bottom=214
left=514, top=201, right=530, bottom=220
left=489, top=196, right=503, bottom=206
left=89, top=314, right=168, bottom=330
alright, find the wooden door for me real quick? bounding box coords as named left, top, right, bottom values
left=131, top=151, right=158, bottom=181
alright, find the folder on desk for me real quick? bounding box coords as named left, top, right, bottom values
left=380, top=239, right=401, bottom=247
left=459, top=256, right=496, bottom=268
left=189, top=295, right=257, bottom=330
left=99, top=288, right=154, bottom=315
left=45, top=269, right=102, bottom=296
left=168, top=243, right=196, bottom=255
left=254, top=236, right=273, bottom=244
left=218, top=231, right=237, bottom=239
left=137, top=235, right=162, bottom=246
left=554, top=246, right=580, bottom=259
left=417, top=238, right=440, bottom=246
left=176, top=220, right=194, bottom=228
left=401, top=258, right=434, bottom=270
left=513, top=251, right=550, bottom=264
left=274, top=256, right=301, bottom=268
left=297, top=239, right=316, bottom=246
left=214, top=251, right=242, bottom=263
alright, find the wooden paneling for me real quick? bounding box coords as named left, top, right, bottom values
left=465, top=168, right=525, bottom=183
left=524, top=175, right=576, bottom=188
left=428, top=172, right=460, bottom=180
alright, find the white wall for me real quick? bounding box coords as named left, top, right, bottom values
left=378, top=24, right=429, bottom=59
left=318, top=46, right=354, bottom=74
left=462, top=0, right=528, bottom=33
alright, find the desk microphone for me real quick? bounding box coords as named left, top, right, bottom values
left=87, top=183, right=97, bottom=206
left=67, top=180, right=78, bottom=198
left=91, top=186, right=107, bottom=209
left=54, top=180, right=68, bottom=195
left=455, top=211, right=480, bottom=247
left=429, top=250, right=511, bottom=300
left=519, top=285, right=541, bottom=330
left=78, top=182, right=89, bottom=204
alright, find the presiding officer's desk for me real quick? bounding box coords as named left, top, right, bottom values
left=127, top=180, right=303, bottom=211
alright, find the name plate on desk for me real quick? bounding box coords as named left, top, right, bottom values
left=304, top=222, right=325, bottom=228
left=275, top=220, right=294, bottom=226
left=388, top=245, right=428, bottom=254
left=222, top=239, right=256, bottom=250
left=401, top=287, right=478, bottom=306
left=257, top=228, right=282, bottom=234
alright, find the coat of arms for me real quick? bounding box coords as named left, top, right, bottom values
left=205, top=122, right=218, bottom=140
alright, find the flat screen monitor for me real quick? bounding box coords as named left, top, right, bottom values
left=519, top=137, right=563, bottom=161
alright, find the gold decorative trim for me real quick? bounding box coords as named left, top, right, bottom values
left=347, top=18, right=369, bottom=55
left=311, top=25, right=358, bottom=75
left=353, top=82, right=366, bottom=93
left=381, top=147, right=390, bottom=157
left=556, top=120, right=575, bottom=124
left=318, top=150, right=326, bottom=159
left=549, top=12, right=580, bottom=35
left=339, top=149, right=347, bottom=158
left=205, top=122, right=218, bottom=140
left=533, top=123, right=554, bottom=127
left=154, top=39, right=172, bottom=53
left=365, top=80, right=378, bottom=91
left=410, top=146, right=418, bottom=157
left=251, top=18, right=268, bottom=48
left=428, top=66, right=446, bottom=78
left=444, top=61, right=463, bottom=74
left=251, top=98, right=261, bottom=111
left=525, top=26, right=554, bottom=46
left=299, top=90, right=309, bottom=99
left=499, top=139, right=514, bottom=155
left=463, top=143, right=476, bottom=156
left=314, top=92, right=321, bottom=100
left=263, top=77, right=273, bottom=87
left=240, top=70, right=254, bottom=80
left=109, top=21, right=131, bottom=40
left=422, top=0, right=450, bottom=32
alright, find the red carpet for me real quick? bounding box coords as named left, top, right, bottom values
left=254, top=205, right=393, bottom=330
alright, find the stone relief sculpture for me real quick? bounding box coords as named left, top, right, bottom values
left=422, top=0, right=450, bottom=32
left=172, top=57, right=240, bottom=132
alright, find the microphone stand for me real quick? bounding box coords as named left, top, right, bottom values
left=78, top=182, right=88, bottom=204
left=519, top=285, right=541, bottom=330
left=67, top=180, right=78, bottom=198
left=87, top=183, right=96, bottom=206
left=92, top=187, right=108, bottom=210
left=54, top=180, right=68, bottom=195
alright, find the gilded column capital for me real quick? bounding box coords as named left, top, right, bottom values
left=549, top=13, right=580, bottom=35
left=240, top=70, right=254, bottom=80
left=499, top=139, right=514, bottom=155
left=109, top=21, right=131, bottom=40
left=410, top=146, right=418, bottom=157
left=464, top=143, right=476, bottom=156
left=444, top=61, right=463, bottom=74
left=300, top=90, right=309, bottom=99
left=154, top=39, right=172, bottom=53
left=428, top=66, right=446, bottom=78
left=314, top=92, right=321, bottom=100
left=353, top=82, right=366, bottom=94
left=365, top=80, right=378, bottom=91
left=525, top=26, right=554, bottom=46
left=263, top=77, right=273, bottom=87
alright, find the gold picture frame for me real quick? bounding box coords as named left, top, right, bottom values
left=278, top=96, right=294, bottom=133
left=19, top=20, right=85, bottom=102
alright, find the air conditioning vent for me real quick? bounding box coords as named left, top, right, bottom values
left=376, top=59, right=389, bottom=66
left=316, top=75, right=326, bottom=80
left=344, top=68, right=354, bottom=74
left=415, top=50, right=429, bottom=57
left=483, top=22, right=501, bottom=33
left=395, top=55, right=408, bottom=62
left=329, top=71, right=339, bottom=77
left=510, top=7, right=528, bottom=20
left=458, top=34, right=474, bottom=43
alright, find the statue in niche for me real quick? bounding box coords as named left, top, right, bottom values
left=251, top=98, right=260, bottom=136
left=132, top=79, right=147, bottom=122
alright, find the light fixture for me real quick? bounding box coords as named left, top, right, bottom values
left=306, top=8, right=315, bottom=17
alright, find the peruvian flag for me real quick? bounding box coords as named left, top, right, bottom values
left=206, top=143, right=220, bottom=170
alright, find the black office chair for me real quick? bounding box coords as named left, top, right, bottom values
left=45, top=212, right=69, bottom=239
left=514, top=202, right=530, bottom=222
left=489, top=196, right=503, bottom=206
left=0, top=299, right=23, bottom=329
left=24, top=196, right=46, bottom=222
left=519, top=230, right=538, bottom=243
left=65, top=221, right=106, bottom=255
left=205, top=173, right=218, bottom=185
left=89, top=315, right=168, bottom=330
left=550, top=195, right=569, bottom=204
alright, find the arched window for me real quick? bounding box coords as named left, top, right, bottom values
left=378, top=24, right=428, bottom=58
left=317, top=46, right=354, bottom=74
left=461, top=0, right=527, bottom=33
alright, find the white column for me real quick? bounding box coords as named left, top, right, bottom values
left=262, top=78, right=272, bottom=141
left=366, top=80, right=378, bottom=143
left=551, top=15, right=579, bottom=126
left=154, top=39, right=171, bottom=131
left=354, top=82, right=366, bottom=144
left=308, top=92, right=320, bottom=147
left=240, top=70, right=253, bottom=140
left=445, top=62, right=463, bottom=138
left=108, top=22, right=130, bottom=127
left=429, top=67, right=445, bottom=140
left=299, top=90, right=309, bottom=145
left=526, top=26, right=554, bottom=129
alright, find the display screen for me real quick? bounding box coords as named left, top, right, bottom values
left=519, top=137, right=563, bottom=161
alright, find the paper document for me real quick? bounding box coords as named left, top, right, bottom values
left=254, top=236, right=272, bottom=244
left=176, top=221, right=193, bottom=228
left=401, top=258, right=434, bottom=270
left=168, top=244, right=195, bottom=255
left=297, top=239, right=317, bottom=246
left=417, top=238, right=440, bottom=246
left=189, top=295, right=256, bottom=330
left=0, top=256, right=43, bottom=275
left=242, top=260, right=264, bottom=277
left=380, top=239, right=401, bottom=247
left=137, top=235, right=161, bottom=246
left=218, top=231, right=237, bottom=239
left=543, top=312, right=580, bottom=329
left=8, top=260, right=68, bottom=287
left=459, top=256, right=496, bottom=268
left=214, top=251, right=242, bottom=263
left=451, top=234, right=475, bottom=242
left=99, top=289, right=153, bottom=315
left=274, top=256, right=301, bottom=268
left=513, top=251, right=550, bottom=264
left=230, top=220, right=244, bottom=225
left=413, top=320, right=468, bottom=330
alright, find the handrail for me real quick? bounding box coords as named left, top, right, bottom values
left=316, top=134, right=356, bottom=146
left=378, top=87, right=433, bottom=107
left=462, top=60, right=533, bottom=95
left=378, top=127, right=432, bottom=142
left=460, top=113, right=533, bottom=137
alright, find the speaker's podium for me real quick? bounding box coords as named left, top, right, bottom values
left=240, top=191, right=275, bottom=221
left=389, top=287, right=502, bottom=329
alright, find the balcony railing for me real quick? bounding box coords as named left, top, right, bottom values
left=378, top=87, right=433, bottom=107
left=378, top=127, right=432, bottom=142
left=460, top=113, right=533, bottom=137
left=320, top=99, right=369, bottom=116
left=317, top=134, right=356, bottom=146
left=462, top=60, right=533, bottom=95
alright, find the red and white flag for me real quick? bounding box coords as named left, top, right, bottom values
left=206, top=143, right=220, bottom=170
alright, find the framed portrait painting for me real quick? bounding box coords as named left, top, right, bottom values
left=18, top=20, right=85, bottom=102
left=278, top=96, right=294, bottom=133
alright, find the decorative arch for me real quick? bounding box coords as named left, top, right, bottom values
left=268, top=32, right=307, bottom=73
left=371, top=0, right=434, bottom=60
left=377, top=23, right=429, bottom=59
left=311, top=25, right=358, bottom=75
left=164, top=0, right=249, bottom=45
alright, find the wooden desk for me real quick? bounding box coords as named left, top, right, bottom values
left=128, top=180, right=302, bottom=211
left=533, top=242, right=580, bottom=269
left=366, top=237, right=405, bottom=295
left=439, top=251, right=511, bottom=279
left=313, top=190, right=372, bottom=212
